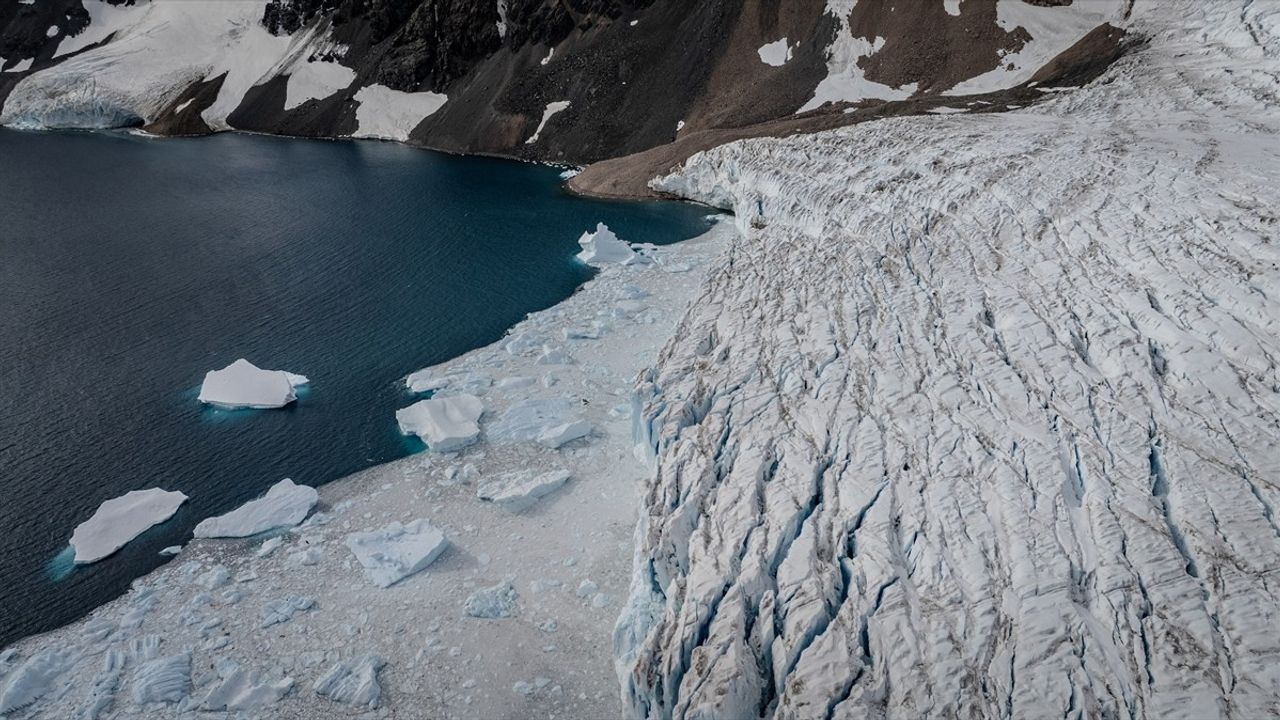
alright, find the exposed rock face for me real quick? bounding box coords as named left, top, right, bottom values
left=617, top=0, right=1280, bottom=717
left=1, top=0, right=1126, bottom=168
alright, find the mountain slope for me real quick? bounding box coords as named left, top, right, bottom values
left=1, top=0, right=1126, bottom=168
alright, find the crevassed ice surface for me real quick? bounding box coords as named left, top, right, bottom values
left=620, top=1, right=1280, bottom=718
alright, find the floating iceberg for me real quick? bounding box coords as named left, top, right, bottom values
left=345, top=520, right=448, bottom=588
left=477, top=470, right=571, bottom=513
left=69, top=488, right=188, bottom=564
left=198, top=359, right=308, bottom=410
left=395, top=394, right=483, bottom=452
left=192, top=479, right=317, bottom=539
left=576, top=223, right=645, bottom=266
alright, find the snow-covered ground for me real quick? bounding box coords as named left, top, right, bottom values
left=0, top=223, right=728, bottom=719
left=618, top=1, right=1280, bottom=717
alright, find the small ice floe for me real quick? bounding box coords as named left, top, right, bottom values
left=159, top=545, right=182, bottom=556
left=70, top=488, right=188, bottom=564
left=477, top=470, right=571, bottom=512
left=396, top=394, right=484, bottom=452
left=576, top=223, right=647, bottom=266
left=464, top=581, right=519, bottom=618
left=313, top=654, right=385, bottom=708
left=345, top=520, right=448, bottom=588
left=198, top=359, right=308, bottom=410
left=193, top=479, right=318, bottom=539
left=199, top=661, right=294, bottom=712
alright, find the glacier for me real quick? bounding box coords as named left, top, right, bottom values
left=616, top=1, right=1280, bottom=718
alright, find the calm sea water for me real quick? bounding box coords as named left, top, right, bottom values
left=0, top=128, right=712, bottom=647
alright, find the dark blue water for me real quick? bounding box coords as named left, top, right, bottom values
left=0, top=128, right=711, bottom=647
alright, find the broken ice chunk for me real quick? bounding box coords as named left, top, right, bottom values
left=0, top=647, right=77, bottom=714
left=537, top=345, right=574, bottom=365
left=576, top=223, right=646, bottom=265
left=345, top=520, right=448, bottom=588
left=200, top=663, right=294, bottom=712
left=396, top=394, right=484, bottom=452
left=464, top=581, right=519, bottom=618
left=487, top=398, right=587, bottom=445
left=477, top=470, right=571, bottom=513
left=132, top=652, right=191, bottom=704
left=198, top=359, right=307, bottom=409
left=70, top=488, right=188, bottom=564
left=538, top=420, right=593, bottom=449
left=193, top=479, right=317, bottom=539
left=259, top=595, right=315, bottom=628
left=313, top=654, right=385, bottom=708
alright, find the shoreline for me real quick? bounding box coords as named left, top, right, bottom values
left=0, top=220, right=733, bottom=719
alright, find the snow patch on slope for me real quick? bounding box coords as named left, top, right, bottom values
left=799, top=1, right=914, bottom=111
left=351, top=84, right=447, bottom=141
left=284, top=59, right=356, bottom=111
left=946, top=0, right=1127, bottom=95
left=526, top=100, right=570, bottom=144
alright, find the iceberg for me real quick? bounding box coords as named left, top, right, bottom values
left=345, top=520, right=448, bottom=588
left=395, top=394, right=483, bottom=452
left=198, top=359, right=308, bottom=410
left=477, top=470, right=571, bottom=513
left=576, top=223, right=644, bottom=266
left=69, top=488, right=188, bottom=564
left=192, top=479, right=317, bottom=539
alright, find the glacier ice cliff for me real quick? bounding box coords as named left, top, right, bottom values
left=617, top=1, right=1280, bottom=718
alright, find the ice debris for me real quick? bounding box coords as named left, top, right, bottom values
left=198, top=359, right=307, bottom=409
left=200, top=661, right=294, bottom=712
left=463, top=581, right=519, bottom=618
left=70, top=488, right=188, bottom=564
left=192, top=478, right=317, bottom=538
left=477, top=470, right=571, bottom=513
left=396, top=394, right=484, bottom=452
left=259, top=595, right=315, bottom=628
left=313, top=654, right=385, bottom=708
left=131, top=651, right=190, bottom=704
left=345, top=520, right=448, bottom=588
left=0, top=647, right=77, bottom=714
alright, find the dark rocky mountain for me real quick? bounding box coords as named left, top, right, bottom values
left=0, top=0, right=1130, bottom=194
